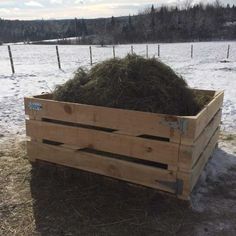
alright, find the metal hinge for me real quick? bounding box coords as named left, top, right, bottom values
left=156, top=179, right=183, bottom=195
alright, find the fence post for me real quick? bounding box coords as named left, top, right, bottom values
left=227, top=45, right=230, bottom=59
left=191, top=44, right=193, bottom=58
left=158, top=44, right=160, bottom=57
left=8, top=45, right=15, bottom=74
left=56, top=45, right=61, bottom=69
left=89, top=46, right=93, bottom=66
left=146, top=45, right=149, bottom=58
left=113, top=45, right=116, bottom=59
left=131, top=45, right=134, bottom=55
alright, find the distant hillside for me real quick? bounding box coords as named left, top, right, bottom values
left=0, top=2, right=236, bottom=44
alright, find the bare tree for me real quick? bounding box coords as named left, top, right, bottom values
left=214, top=0, right=222, bottom=8
left=182, top=0, right=193, bottom=10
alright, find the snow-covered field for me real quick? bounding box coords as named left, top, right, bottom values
left=0, top=41, right=235, bottom=140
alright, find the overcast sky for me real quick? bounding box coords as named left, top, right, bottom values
left=0, top=0, right=235, bottom=20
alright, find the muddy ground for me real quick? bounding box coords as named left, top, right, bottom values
left=0, top=133, right=236, bottom=236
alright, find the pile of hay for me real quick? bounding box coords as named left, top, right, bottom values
left=53, top=54, right=210, bottom=116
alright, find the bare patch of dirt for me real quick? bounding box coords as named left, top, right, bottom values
left=0, top=134, right=236, bottom=236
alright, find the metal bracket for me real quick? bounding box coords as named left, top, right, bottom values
left=178, top=119, right=188, bottom=134
left=156, top=179, right=183, bottom=195
left=160, top=118, right=188, bottom=134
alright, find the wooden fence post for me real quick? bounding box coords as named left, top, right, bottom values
left=131, top=45, right=134, bottom=55
left=191, top=44, right=193, bottom=58
left=158, top=44, right=160, bottom=57
left=8, top=45, right=15, bottom=74
left=56, top=45, right=61, bottom=69
left=113, top=46, right=116, bottom=58
left=89, top=46, right=93, bottom=66
left=227, top=45, right=230, bottom=59
left=146, top=45, right=149, bottom=58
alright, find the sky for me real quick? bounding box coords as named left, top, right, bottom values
left=0, top=0, right=235, bottom=20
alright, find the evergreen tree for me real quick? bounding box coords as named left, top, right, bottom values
left=111, top=16, right=115, bottom=27
left=0, top=2, right=236, bottom=44
left=150, top=4, right=156, bottom=41
left=81, top=19, right=88, bottom=36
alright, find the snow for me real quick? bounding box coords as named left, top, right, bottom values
left=0, top=41, right=236, bottom=139
left=40, top=36, right=80, bottom=43
left=191, top=137, right=236, bottom=213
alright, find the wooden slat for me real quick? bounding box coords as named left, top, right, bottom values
left=190, top=128, right=220, bottom=190
left=26, top=120, right=179, bottom=167
left=177, top=128, right=220, bottom=196
left=27, top=141, right=177, bottom=194
left=24, top=97, right=183, bottom=141
left=192, top=110, right=221, bottom=166
left=24, top=90, right=223, bottom=145
left=179, top=91, right=223, bottom=145
left=193, top=89, right=217, bottom=97
left=194, top=91, right=224, bottom=140
left=179, top=109, right=222, bottom=171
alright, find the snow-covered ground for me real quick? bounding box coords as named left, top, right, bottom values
left=0, top=41, right=235, bottom=140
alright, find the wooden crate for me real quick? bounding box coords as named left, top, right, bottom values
left=24, top=89, right=224, bottom=200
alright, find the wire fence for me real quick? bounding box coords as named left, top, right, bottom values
left=0, top=42, right=234, bottom=75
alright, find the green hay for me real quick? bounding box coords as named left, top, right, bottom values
left=193, top=91, right=212, bottom=110
left=53, top=54, right=211, bottom=116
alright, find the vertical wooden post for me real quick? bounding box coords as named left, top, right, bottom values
left=191, top=44, right=193, bottom=58
left=89, top=46, right=93, bottom=66
left=158, top=44, right=160, bottom=57
left=131, top=45, right=134, bottom=55
left=227, top=45, right=230, bottom=59
left=146, top=45, right=149, bottom=58
left=113, top=45, right=116, bottom=59
left=8, top=45, right=15, bottom=74
left=74, top=18, right=78, bottom=41
left=56, top=45, right=61, bottom=69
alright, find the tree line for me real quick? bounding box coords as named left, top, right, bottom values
left=0, top=1, right=236, bottom=44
